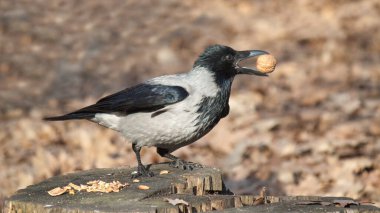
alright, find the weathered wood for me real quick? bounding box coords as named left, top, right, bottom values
left=215, top=202, right=379, bottom=213
left=3, top=163, right=380, bottom=213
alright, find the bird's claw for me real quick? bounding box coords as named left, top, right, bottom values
left=169, top=160, right=203, bottom=170
left=131, top=166, right=154, bottom=178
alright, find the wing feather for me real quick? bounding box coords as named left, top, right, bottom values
left=44, top=84, right=189, bottom=120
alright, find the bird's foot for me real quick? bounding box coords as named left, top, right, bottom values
left=169, top=159, right=203, bottom=170
left=131, top=166, right=154, bottom=178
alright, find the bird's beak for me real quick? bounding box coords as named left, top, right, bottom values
left=235, top=50, right=269, bottom=76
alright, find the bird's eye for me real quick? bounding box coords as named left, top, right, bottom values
left=224, top=55, right=234, bottom=61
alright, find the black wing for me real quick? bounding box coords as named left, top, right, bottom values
left=44, top=84, right=189, bottom=121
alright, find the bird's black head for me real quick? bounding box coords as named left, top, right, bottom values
left=193, top=44, right=269, bottom=79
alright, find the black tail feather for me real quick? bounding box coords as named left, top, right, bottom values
left=43, top=112, right=95, bottom=121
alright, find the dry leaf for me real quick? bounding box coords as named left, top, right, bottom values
left=138, top=185, right=150, bottom=190
left=165, top=198, right=189, bottom=206
left=132, top=179, right=140, bottom=183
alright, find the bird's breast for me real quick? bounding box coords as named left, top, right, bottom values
left=191, top=91, right=229, bottom=138
left=117, top=71, right=232, bottom=149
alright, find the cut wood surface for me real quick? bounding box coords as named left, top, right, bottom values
left=4, top=163, right=380, bottom=213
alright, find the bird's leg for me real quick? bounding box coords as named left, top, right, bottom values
left=132, top=144, right=154, bottom=178
left=157, top=148, right=203, bottom=170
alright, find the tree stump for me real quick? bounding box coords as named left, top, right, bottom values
left=3, top=163, right=380, bottom=213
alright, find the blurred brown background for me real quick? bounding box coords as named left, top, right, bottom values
left=1, top=0, right=380, bottom=207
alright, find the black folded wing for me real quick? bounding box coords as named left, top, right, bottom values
left=44, top=84, right=189, bottom=121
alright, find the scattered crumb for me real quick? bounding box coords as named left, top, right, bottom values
left=47, top=187, right=67, bottom=196
left=47, top=180, right=129, bottom=196
left=68, top=182, right=81, bottom=191
left=138, top=185, right=150, bottom=190
left=165, top=198, right=189, bottom=206
left=68, top=189, right=75, bottom=195
left=160, top=170, right=169, bottom=175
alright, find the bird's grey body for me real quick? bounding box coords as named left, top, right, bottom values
left=92, top=66, right=232, bottom=151
left=45, top=44, right=270, bottom=177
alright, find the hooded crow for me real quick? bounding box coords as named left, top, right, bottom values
left=45, top=44, right=270, bottom=177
